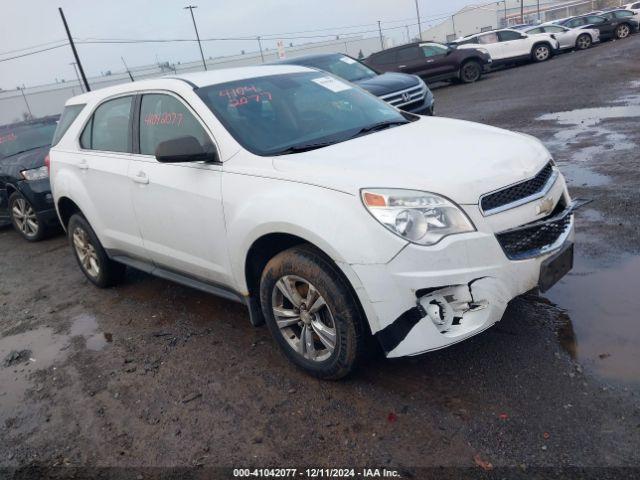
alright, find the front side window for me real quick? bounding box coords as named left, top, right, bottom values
left=586, top=16, right=605, bottom=24
left=139, top=94, right=213, bottom=156
left=527, top=27, right=544, bottom=34
left=420, top=44, right=448, bottom=57
left=615, top=10, right=633, bottom=17
left=567, top=18, right=586, bottom=27
left=478, top=33, right=499, bottom=44
left=197, top=72, right=410, bottom=156
left=0, top=120, right=58, bottom=158
left=544, top=26, right=566, bottom=33
left=81, top=96, right=133, bottom=153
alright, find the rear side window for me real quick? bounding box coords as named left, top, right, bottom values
left=420, top=44, right=448, bottom=57
left=370, top=50, right=396, bottom=65
left=52, top=104, right=84, bottom=146
left=566, top=18, right=586, bottom=27
left=397, top=47, right=422, bottom=62
left=615, top=10, right=633, bottom=18
left=139, top=94, right=213, bottom=156
left=586, top=16, right=605, bottom=24
left=527, top=27, right=544, bottom=34
left=478, top=33, right=499, bottom=44
left=498, top=30, right=522, bottom=41
left=543, top=26, right=565, bottom=33
left=81, top=96, right=133, bottom=153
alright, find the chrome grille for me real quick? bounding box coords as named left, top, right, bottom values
left=379, top=84, right=427, bottom=108
left=480, top=161, right=558, bottom=216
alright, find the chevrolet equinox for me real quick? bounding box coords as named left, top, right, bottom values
left=49, top=66, right=581, bottom=379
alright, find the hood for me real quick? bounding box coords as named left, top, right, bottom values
left=271, top=117, right=551, bottom=205
left=354, top=72, right=423, bottom=97
left=0, top=145, right=50, bottom=178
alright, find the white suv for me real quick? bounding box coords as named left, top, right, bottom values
left=49, top=66, right=579, bottom=379
left=452, top=29, right=560, bottom=64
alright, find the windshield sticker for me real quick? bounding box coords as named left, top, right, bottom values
left=0, top=132, right=17, bottom=144
left=312, top=76, right=352, bottom=93
left=219, top=86, right=273, bottom=108
left=144, top=112, right=184, bottom=127
left=340, top=57, right=357, bottom=64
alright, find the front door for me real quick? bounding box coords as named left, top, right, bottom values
left=129, top=92, right=232, bottom=285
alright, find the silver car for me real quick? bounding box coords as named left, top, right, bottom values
left=524, top=24, right=600, bottom=50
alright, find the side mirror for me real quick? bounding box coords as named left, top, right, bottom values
left=155, top=135, right=219, bottom=163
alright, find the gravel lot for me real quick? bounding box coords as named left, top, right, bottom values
left=1, top=35, right=639, bottom=476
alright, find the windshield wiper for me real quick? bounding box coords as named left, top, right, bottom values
left=347, top=120, right=409, bottom=140
left=271, top=141, right=336, bottom=156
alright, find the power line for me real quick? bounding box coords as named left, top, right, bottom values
left=0, top=43, right=69, bottom=62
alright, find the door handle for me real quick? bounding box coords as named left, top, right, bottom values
left=77, top=160, right=89, bottom=170
left=426, top=59, right=435, bottom=63
left=131, top=171, right=149, bottom=184
left=398, top=64, right=407, bottom=68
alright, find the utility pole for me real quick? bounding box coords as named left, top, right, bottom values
left=521, top=0, right=525, bottom=23
left=257, top=36, right=265, bottom=63
left=17, top=86, right=32, bottom=118
left=498, top=1, right=507, bottom=27
left=414, top=0, right=423, bottom=40
left=121, top=57, right=135, bottom=82
left=70, top=62, right=84, bottom=92
left=537, top=0, right=541, bottom=21
left=452, top=15, right=457, bottom=38
left=184, top=5, right=207, bottom=71
left=377, top=21, right=384, bottom=50
left=405, top=25, right=410, bottom=43
left=58, top=7, right=90, bottom=92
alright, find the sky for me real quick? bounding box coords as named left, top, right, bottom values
left=0, top=0, right=488, bottom=89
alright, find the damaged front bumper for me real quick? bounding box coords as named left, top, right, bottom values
left=351, top=198, right=587, bottom=358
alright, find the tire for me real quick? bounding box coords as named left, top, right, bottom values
left=575, top=33, right=592, bottom=50
left=531, top=43, right=552, bottom=62
left=260, top=245, right=367, bottom=380
left=459, top=60, right=482, bottom=83
left=9, top=192, right=47, bottom=242
left=68, top=213, right=126, bottom=288
left=615, top=24, right=631, bottom=39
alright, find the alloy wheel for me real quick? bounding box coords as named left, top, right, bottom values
left=617, top=24, right=630, bottom=39
left=11, top=197, right=39, bottom=238
left=72, top=226, right=101, bottom=278
left=462, top=63, right=480, bottom=82
left=577, top=35, right=591, bottom=49
left=271, top=275, right=337, bottom=362
left=535, top=46, right=550, bottom=61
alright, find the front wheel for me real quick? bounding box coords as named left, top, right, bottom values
left=531, top=44, right=551, bottom=62
left=260, top=245, right=368, bottom=379
left=575, top=33, right=592, bottom=50
left=68, top=214, right=126, bottom=288
left=459, top=60, right=482, bottom=83
left=615, top=24, right=631, bottom=39
left=9, top=192, right=47, bottom=241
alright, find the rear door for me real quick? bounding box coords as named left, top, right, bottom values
left=394, top=46, right=425, bottom=75
left=77, top=95, right=149, bottom=260
left=365, top=50, right=397, bottom=73
left=498, top=30, right=529, bottom=58
left=475, top=32, right=503, bottom=59
left=418, top=44, right=457, bottom=79
left=128, top=92, right=231, bottom=285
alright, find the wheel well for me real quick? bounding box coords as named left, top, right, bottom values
left=244, top=233, right=373, bottom=337
left=532, top=41, right=552, bottom=50
left=244, top=233, right=308, bottom=298
left=5, top=184, right=18, bottom=197
left=57, top=197, right=82, bottom=228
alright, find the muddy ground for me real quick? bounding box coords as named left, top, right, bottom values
left=1, top=35, right=640, bottom=476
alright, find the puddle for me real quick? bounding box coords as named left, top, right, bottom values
left=543, top=256, right=640, bottom=383
left=0, top=314, right=112, bottom=420
left=0, top=327, right=69, bottom=421
left=538, top=105, right=640, bottom=125
left=69, top=314, right=113, bottom=351
left=557, top=162, right=611, bottom=187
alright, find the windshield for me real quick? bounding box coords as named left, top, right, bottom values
left=0, top=122, right=57, bottom=158
left=198, top=72, right=410, bottom=156
left=298, top=55, right=378, bottom=82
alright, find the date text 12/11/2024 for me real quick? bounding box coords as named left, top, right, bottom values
left=232, top=468, right=402, bottom=478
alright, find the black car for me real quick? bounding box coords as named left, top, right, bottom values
left=557, top=11, right=639, bottom=40
left=275, top=53, right=435, bottom=115
left=364, top=42, right=492, bottom=85
left=0, top=116, right=60, bottom=241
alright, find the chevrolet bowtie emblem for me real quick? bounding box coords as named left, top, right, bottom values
left=536, top=197, right=555, bottom=216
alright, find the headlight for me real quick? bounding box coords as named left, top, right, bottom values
left=361, top=189, right=475, bottom=245
left=20, top=165, right=49, bottom=181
